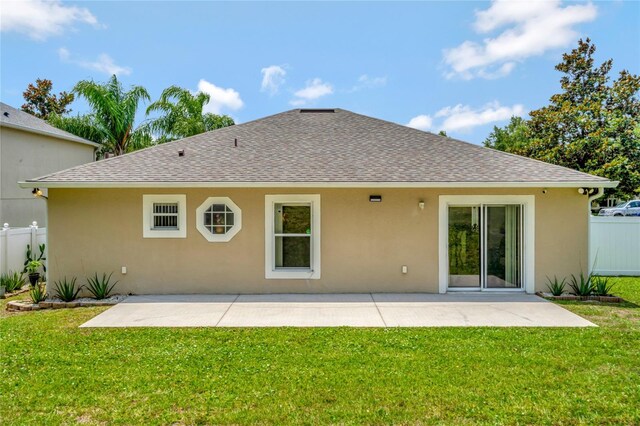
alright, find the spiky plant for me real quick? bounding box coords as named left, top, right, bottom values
left=546, top=276, right=567, bottom=296
left=86, top=272, right=118, bottom=300
left=53, top=277, right=81, bottom=302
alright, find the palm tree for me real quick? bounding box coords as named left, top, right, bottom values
left=145, top=86, right=234, bottom=142
left=49, top=75, right=150, bottom=156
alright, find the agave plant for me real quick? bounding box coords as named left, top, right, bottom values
left=592, top=276, right=616, bottom=296
left=569, top=271, right=594, bottom=297
left=53, top=277, right=82, bottom=302
left=0, top=271, right=26, bottom=293
left=546, top=276, right=566, bottom=296
left=30, top=283, right=47, bottom=304
left=86, top=272, right=118, bottom=300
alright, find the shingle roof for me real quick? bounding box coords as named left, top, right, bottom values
left=0, top=102, right=99, bottom=147
left=25, top=108, right=613, bottom=187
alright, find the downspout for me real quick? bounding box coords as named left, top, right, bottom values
left=587, top=187, right=605, bottom=275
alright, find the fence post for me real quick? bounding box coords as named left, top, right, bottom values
left=1, top=223, right=9, bottom=276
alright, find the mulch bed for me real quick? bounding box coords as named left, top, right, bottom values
left=536, top=292, right=624, bottom=303
left=6, top=295, right=127, bottom=312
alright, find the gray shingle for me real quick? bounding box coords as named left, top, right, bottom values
left=0, top=102, right=98, bottom=147
left=26, top=108, right=611, bottom=185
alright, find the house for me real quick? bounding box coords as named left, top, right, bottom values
left=1, top=102, right=98, bottom=227
left=20, top=108, right=617, bottom=294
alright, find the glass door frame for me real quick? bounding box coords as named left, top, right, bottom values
left=438, top=195, right=535, bottom=294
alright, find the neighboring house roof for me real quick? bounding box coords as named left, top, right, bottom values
left=22, top=108, right=615, bottom=188
left=0, top=102, right=100, bottom=148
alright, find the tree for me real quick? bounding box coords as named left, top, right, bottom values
left=486, top=39, right=640, bottom=198
left=145, top=86, right=234, bottom=142
left=21, top=79, right=74, bottom=120
left=50, top=75, right=151, bottom=156
left=483, top=116, right=530, bottom=154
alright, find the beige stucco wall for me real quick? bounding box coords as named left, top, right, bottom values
left=46, top=187, right=589, bottom=294
left=0, top=127, right=95, bottom=227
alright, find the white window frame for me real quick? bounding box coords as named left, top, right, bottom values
left=142, top=194, right=187, bottom=238
left=265, top=194, right=321, bottom=279
left=438, top=195, right=535, bottom=294
left=196, top=197, right=242, bottom=242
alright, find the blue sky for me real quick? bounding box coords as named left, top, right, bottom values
left=1, top=0, right=638, bottom=144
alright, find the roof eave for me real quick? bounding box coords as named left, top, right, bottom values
left=18, top=180, right=619, bottom=189
left=0, top=121, right=101, bottom=148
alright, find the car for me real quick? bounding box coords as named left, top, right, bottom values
left=598, top=200, right=640, bottom=216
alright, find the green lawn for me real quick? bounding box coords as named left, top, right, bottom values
left=1, top=279, right=639, bottom=425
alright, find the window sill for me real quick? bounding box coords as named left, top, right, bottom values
left=265, top=268, right=320, bottom=280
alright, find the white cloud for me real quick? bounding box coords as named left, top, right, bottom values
left=350, top=74, right=387, bottom=92
left=197, top=79, right=244, bottom=114
left=443, top=0, right=597, bottom=79
left=290, top=78, right=333, bottom=105
left=58, top=48, right=131, bottom=76
left=0, top=0, right=99, bottom=41
left=436, top=102, right=525, bottom=132
left=406, top=115, right=433, bottom=131
left=260, top=65, right=286, bottom=95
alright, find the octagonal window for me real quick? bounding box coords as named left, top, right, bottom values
left=196, top=197, right=242, bottom=242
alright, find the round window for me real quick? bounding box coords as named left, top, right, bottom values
left=196, top=197, right=242, bottom=242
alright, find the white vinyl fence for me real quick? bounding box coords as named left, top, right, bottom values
left=0, top=223, right=47, bottom=276
left=590, top=216, right=640, bottom=276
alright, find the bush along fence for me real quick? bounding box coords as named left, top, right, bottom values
left=6, top=272, right=124, bottom=312
left=538, top=272, right=625, bottom=303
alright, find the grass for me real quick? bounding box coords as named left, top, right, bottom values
left=1, top=278, right=639, bottom=425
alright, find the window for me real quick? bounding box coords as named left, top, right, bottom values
left=152, top=203, right=178, bottom=229
left=265, top=195, right=320, bottom=279
left=143, top=195, right=186, bottom=238
left=196, top=197, right=242, bottom=242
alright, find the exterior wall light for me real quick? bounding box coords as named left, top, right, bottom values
left=31, top=188, right=47, bottom=199
left=418, top=201, right=425, bottom=210
left=369, top=195, right=382, bottom=202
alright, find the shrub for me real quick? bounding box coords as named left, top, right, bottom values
left=569, top=271, right=594, bottom=296
left=30, top=283, right=47, bottom=303
left=25, top=260, right=42, bottom=274
left=592, top=276, right=616, bottom=296
left=546, top=276, right=566, bottom=296
left=53, top=277, right=81, bottom=302
left=86, top=273, right=118, bottom=300
left=1, top=271, right=26, bottom=293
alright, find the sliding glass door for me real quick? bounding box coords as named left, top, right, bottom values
left=448, top=204, right=523, bottom=290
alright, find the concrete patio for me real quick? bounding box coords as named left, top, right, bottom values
left=79, top=293, right=596, bottom=328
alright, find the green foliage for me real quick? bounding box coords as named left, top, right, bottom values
left=2, top=276, right=640, bottom=425
left=25, top=260, right=42, bottom=274
left=484, top=116, right=530, bottom=154
left=53, top=277, right=81, bottom=302
left=145, top=85, right=234, bottom=142
left=21, top=78, right=74, bottom=120
left=29, top=283, right=47, bottom=303
left=23, top=243, right=46, bottom=273
left=592, top=275, right=616, bottom=296
left=0, top=271, right=25, bottom=293
left=546, top=276, right=567, bottom=296
left=485, top=39, right=640, bottom=199
left=47, top=112, right=108, bottom=145
left=86, top=272, right=118, bottom=300
left=48, top=75, right=151, bottom=157
left=569, top=271, right=594, bottom=296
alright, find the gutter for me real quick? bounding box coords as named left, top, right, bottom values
left=18, top=180, right=620, bottom=189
